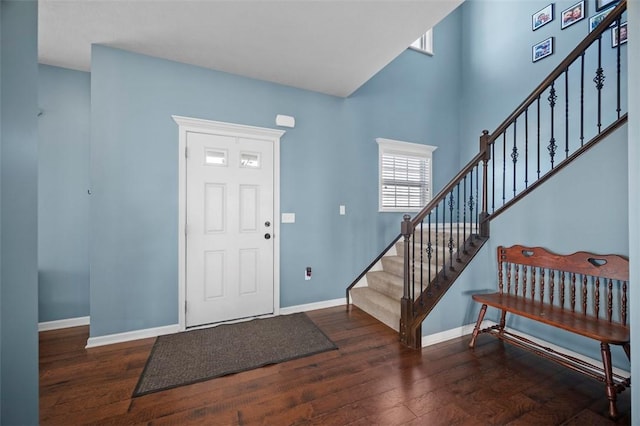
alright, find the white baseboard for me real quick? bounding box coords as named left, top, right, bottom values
left=85, top=324, right=180, bottom=348
left=421, top=320, right=492, bottom=347
left=280, top=298, right=345, bottom=315
left=38, top=316, right=90, bottom=332
left=84, top=299, right=344, bottom=349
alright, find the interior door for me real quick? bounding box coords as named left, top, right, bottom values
left=185, top=130, right=274, bottom=327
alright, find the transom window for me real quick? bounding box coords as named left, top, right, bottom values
left=377, top=138, right=436, bottom=212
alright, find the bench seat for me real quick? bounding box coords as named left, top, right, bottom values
left=472, top=292, right=630, bottom=344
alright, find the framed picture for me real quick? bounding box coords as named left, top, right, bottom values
left=589, top=6, right=615, bottom=32
left=596, top=0, right=618, bottom=11
left=533, top=37, right=554, bottom=62
left=612, top=22, right=628, bottom=47
left=532, top=4, right=554, bottom=31
left=561, top=1, right=585, bottom=29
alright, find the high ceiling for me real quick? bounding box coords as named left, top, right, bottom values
left=38, top=0, right=463, bottom=97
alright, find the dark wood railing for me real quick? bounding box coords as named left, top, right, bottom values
left=348, top=0, right=628, bottom=349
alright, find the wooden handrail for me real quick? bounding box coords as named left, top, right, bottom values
left=487, top=0, right=627, bottom=144
left=345, top=234, right=402, bottom=306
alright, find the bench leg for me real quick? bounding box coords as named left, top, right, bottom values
left=600, top=342, right=618, bottom=419
left=468, top=304, right=487, bottom=348
left=498, top=309, right=507, bottom=334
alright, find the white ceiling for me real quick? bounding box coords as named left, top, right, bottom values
left=38, top=0, right=463, bottom=97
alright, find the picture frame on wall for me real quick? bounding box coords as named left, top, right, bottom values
left=561, top=1, right=585, bottom=29
left=532, top=4, right=554, bottom=31
left=596, top=0, right=618, bottom=12
left=532, top=37, right=554, bottom=62
left=589, top=6, right=615, bottom=32
left=611, top=22, right=628, bottom=47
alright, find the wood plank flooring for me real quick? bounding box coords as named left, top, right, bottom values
left=40, top=306, right=631, bottom=425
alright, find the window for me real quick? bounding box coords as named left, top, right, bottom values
left=409, top=29, right=433, bottom=55
left=377, top=138, right=436, bottom=212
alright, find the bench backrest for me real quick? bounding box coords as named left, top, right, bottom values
left=497, top=245, right=629, bottom=325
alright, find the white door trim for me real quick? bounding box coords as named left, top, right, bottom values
left=173, top=115, right=285, bottom=331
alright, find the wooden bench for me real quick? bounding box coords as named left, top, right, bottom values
left=468, top=245, right=630, bottom=419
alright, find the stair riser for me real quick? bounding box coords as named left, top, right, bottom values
left=367, top=272, right=403, bottom=299
left=350, top=287, right=400, bottom=331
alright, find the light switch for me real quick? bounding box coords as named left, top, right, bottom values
left=339, top=205, right=346, bottom=215
left=282, top=213, right=296, bottom=223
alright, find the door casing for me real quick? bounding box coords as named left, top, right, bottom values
left=173, top=115, right=284, bottom=331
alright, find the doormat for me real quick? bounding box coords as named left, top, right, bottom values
left=133, top=312, right=337, bottom=396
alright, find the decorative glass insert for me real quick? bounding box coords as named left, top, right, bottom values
left=205, top=149, right=227, bottom=166
left=240, top=152, right=261, bottom=168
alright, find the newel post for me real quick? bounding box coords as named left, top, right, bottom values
left=400, top=214, right=420, bottom=348
left=479, top=130, right=491, bottom=238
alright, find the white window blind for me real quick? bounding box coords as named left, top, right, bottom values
left=377, top=138, right=436, bottom=212
left=381, top=153, right=430, bottom=209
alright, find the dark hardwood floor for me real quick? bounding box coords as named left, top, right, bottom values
left=40, top=306, right=631, bottom=425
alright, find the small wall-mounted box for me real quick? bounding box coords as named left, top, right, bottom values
left=276, top=114, right=295, bottom=128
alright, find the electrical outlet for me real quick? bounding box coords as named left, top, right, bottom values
left=305, top=267, right=312, bottom=281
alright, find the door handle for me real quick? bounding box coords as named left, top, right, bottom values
left=264, top=233, right=271, bottom=240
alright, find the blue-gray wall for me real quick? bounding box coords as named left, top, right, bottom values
left=0, top=0, right=39, bottom=424
left=88, top=9, right=464, bottom=338
left=38, top=64, right=91, bottom=322
left=460, top=0, right=627, bottom=162
left=626, top=0, right=639, bottom=421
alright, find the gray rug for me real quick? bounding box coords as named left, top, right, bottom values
left=133, top=312, right=337, bottom=396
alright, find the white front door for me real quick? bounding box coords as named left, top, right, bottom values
left=184, top=127, right=277, bottom=327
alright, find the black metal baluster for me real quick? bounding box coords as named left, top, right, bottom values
left=456, top=183, right=461, bottom=262
left=537, top=95, right=541, bottom=178
left=580, top=52, right=585, bottom=146
left=548, top=82, right=557, bottom=169
left=411, top=225, right=416, bottom=304
left=511, top=119, right=518, bottom=198
left=475, top=165, right=479, bottom=238
left=470, top=167, right=475, bottom=244
left=426, top=213, right=432, bottom=298
left=463, top=175, right=468, bottom=254
left=502, top=132, right=506, bottom=206
left=442, top=203, right=447, bottom=279
left=525, top=109, right=529, bottom=188
left=594, top=34, right=605, bottom=134
left=419, top=220, right=423, bottom=303
left=448, top=190, right=454, bottom=271
left=565, top=68, right=569, bottom=159
left=491, top=140, right=495, bottom=213
left=616, top=18, right=622, bottom=120
left=435, top=206, right=438, bottom=287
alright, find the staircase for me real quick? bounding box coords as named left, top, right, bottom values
left=347, top=0, right=628, bottom=349
left=350, top=226, right=463, bottom=331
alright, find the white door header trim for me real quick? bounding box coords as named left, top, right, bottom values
left=172, top=116, right=286, bottom=140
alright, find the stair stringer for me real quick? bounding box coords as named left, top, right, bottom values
left=400, top=234, right=489, bottom=347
